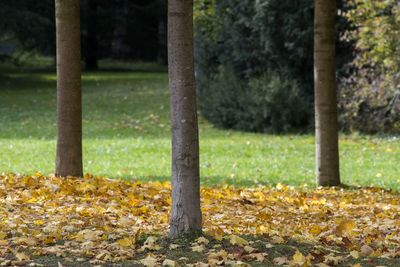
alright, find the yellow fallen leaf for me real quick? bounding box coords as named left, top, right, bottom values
left=234, top=261, right=250, bottom=266
left=309, top=225, right=323, bottom=235
left=291, top=250, right=306, bottom=266
left=229, top=235, right=249, bottom=246
left=0, top=232, right=7, bottom=240
left=16, top=237, right=37, bottom=246
left=34, top=220, right=45, bottom=226
left=196, top=236, right=210, bottom=245
left=250, top=253, right=266, bottom=262
left=15, top=252, right=30, bottom=261
left=96, top=252, right=112, bottom=261
left=208, top=227, right=224, bottom=241
left=244, top=245, right=256, bottom=253
left=336, top=219, right=356, bottom=235
left=271, top=235, right=285, bottom=244
left=192, top=244, right=206, bottom=252
left=162, top=259, right=177, bottom=267
left=140, top=236, right=160, bottom=251
left=141, top=255, right=158, bottom=267
left=117, top=237, right=133, bottom=248
left=350, top=250, right=360, bottom=259
left=208, top=249, right=228, bottom=260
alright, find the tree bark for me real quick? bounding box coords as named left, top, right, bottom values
left=55, top=0, right=83, bottom=177
left=314, top=0, right=340, bottom=186
left=85, top=0, right=98, bottom=70
left=168, top=0, right=202, bottom=238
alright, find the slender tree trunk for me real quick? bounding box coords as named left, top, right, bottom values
left=85, top=0, right=98, bottom=70
left=168, top=0, right=202, bottom=238
left=55, top=0, right=83, bottom=177
left=314, top=0, right=340, bottom=186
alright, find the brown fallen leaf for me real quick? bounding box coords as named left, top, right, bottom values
left=273, top=256, right=288, bottom=265
left=360, top=244, right=374, bottom=256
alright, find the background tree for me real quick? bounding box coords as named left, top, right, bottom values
left=0, top=0, right=167, bottom=66
left=314, top=0, right=340, bottom=186
left=84, top=0, right=98, bottom=70
left=168, top=0, right=202, bottom=238
left=55, top=0, right=83, bottom=177
left=194, top=0, right=353, bottom=133
left=0, top=0, right=55, bottom=63
left=339, top=0, right=400, bottom=133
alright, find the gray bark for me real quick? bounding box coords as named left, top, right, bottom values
left=168, top=0, right=202, bottom=238
left=314, top=0, right=340, bottom=186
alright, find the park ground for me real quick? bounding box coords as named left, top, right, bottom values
left=0, top=61, right=399, bottom=266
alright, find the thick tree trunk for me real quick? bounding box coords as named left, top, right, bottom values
left=314, top=0, right=340, bottom=186
left=85, top=0, right=98, bottom=70
left=55, top=0, right=83, bottom=177
left=168, top=0, right=202, bottom=238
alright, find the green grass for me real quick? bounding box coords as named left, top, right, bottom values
left=0, top=62, right=399, bottom=189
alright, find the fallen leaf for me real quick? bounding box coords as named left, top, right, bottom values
left=196, top=236, right=210, bottom=245
left=229, top=235, right=249, bottom=246
left=117, top=237, right=133, bottom=248
left=360, top=244, right=374, bottom=256
left=273, top=256, right=288, bottom=265
left=192, top=244, right=206, bottom=252
left=336, top=219, right=356, bottom=236
left=350, top=250, right=359, bottom=259
left=162, top=259, right=177, bottom=267
left=291, top=250, right=306, bottom=266
left=169, top=244, right=179, bottom=249
left=141, top=255, right=158, bottom=267
left=15, top=252, right=30, bottom=261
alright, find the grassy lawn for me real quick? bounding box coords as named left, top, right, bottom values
left=0, top=62, right=399, bottom=190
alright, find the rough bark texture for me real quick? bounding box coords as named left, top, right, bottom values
left=55, top=0, right=83, bottom=177
left=85, top=0, right=98, bottom=70
left=314, top=0, right=340, bottom=186
left=168, top=0, right=202, bottom=238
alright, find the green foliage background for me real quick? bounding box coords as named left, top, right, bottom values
left=339, top=0, right=400, bottom=133
left=194, top=0, right=352, bottom=133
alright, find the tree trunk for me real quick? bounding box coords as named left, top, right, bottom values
left=168, top=0, right=202, bottom=238
left=314, top=0, right=340, bottom=186
left=55, top=0, right=83, bottom=177
left=85, top=0, right=98, bottom=70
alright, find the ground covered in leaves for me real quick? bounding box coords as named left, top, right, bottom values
left=0, top=174, right=400, bottom=266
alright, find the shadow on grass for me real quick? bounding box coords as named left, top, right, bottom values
left=15, top=235, right=399, bottom=267
left=117, top=175, right=287, bottom=188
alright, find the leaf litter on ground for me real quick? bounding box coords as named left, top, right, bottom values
left=0, top=173, right=400, bottom=266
